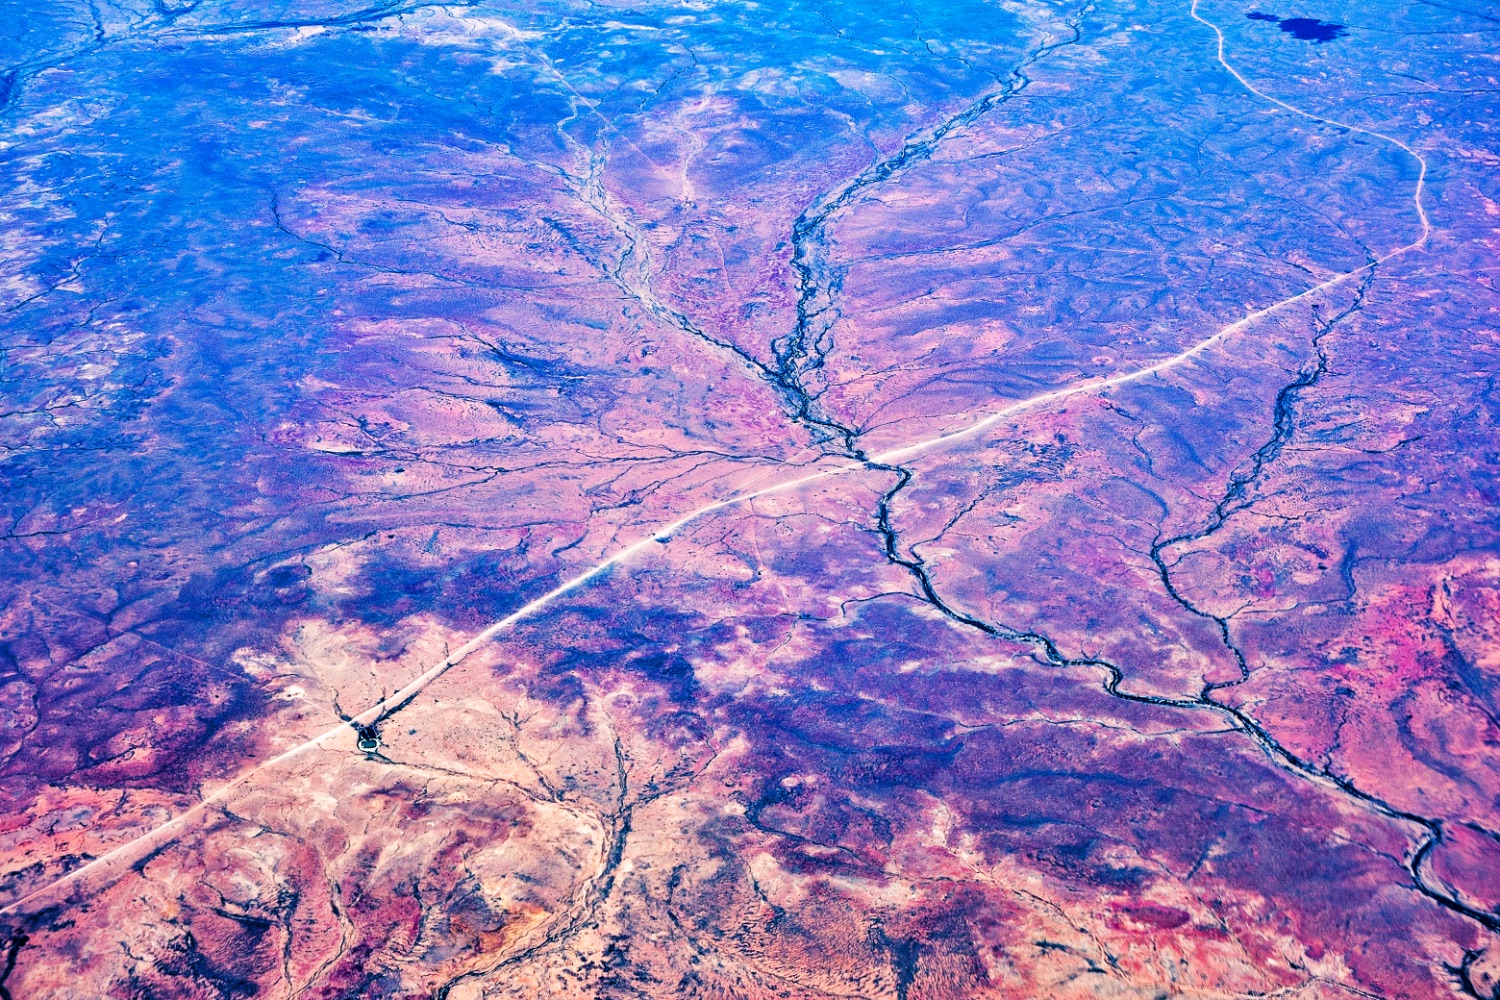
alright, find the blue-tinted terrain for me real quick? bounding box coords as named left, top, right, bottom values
left=2, top=0, right=1498, bottom=997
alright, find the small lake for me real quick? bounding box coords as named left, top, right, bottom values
left=1246, top=11, right=1349, bottom=42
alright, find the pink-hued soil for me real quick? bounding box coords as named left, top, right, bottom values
left=2, top=0, right=1498, bottom=996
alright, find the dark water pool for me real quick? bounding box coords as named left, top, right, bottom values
left=1246, top=10, right=1349, bottom=42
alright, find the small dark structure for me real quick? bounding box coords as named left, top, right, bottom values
left=355, top=724, right=381, bottom=753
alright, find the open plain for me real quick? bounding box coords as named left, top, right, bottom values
left=2, top=0, right=1498, bottom=996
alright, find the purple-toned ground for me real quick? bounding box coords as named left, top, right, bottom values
left=2, top=0, right=1499, bottom=997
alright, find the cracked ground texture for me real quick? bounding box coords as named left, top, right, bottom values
left=2, top=0, right=1498, bottom=997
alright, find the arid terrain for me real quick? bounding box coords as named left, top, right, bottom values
left=2, top=0, right=1498, bottom=996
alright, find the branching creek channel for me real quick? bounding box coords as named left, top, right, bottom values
left=412, top=2, right=1500, bottom=994
left=1, top=0, right=1492, bottom=995
left=444, top=2, right=1500, bottom=995
left=444, top=1, right=1500, bottom=991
